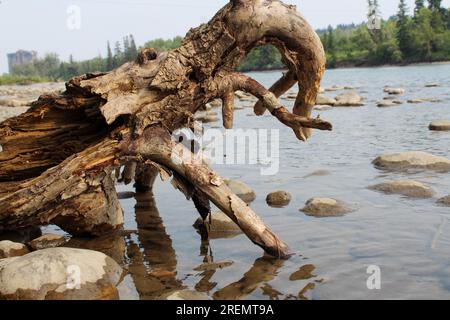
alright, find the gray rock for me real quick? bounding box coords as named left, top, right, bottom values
left=334, top=92, right=364, bottom=107
left=384, top=87, right=405, bottom=95
left=0, top=241, right=29, bottom=259
left=373, top=151, right=450, bottom=172
left=0, top=248, right=123, bottom=300
left=266, top=191, right=292, bottom=207
left=301, top=198, right=352, bottom=217
left=437, top=195, right=450, bottom=206
left=429, top=121, right=450, bottom=131
left=316, top=94, right=336, bottom=106
left=28, top=234, right=67, bottom=251
left=369, top=180, right=434, bottom=198
left=377, top=100, right=402, bottom=107
left=407, top=98, right=441, bottom=104
left=224, top=179, right=256, bottom=203
left=425, top=83, right=441, bottom=87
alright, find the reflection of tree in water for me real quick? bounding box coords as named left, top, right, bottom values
left=213, top=257, right=286, bottom=300
left=126, top=191, right=184, bottom=299
left=63, top=167, right=321, bottom=300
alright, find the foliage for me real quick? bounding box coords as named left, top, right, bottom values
left=0, top=74, right=50, bottom=85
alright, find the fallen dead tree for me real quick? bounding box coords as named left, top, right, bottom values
left=0, top=0, right=331, bottom=258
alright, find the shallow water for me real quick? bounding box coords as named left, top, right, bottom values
left=43, top=64, right=450, bottom=299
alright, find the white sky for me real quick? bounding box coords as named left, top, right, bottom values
left=1, top=0, right=449, bottom=74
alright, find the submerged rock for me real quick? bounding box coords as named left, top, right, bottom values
left=437, top=195, right=450, bottom=206
left=301, top=198, right=352, bottom=217
left=429, top=121, right=450, bottom=131
left=384, top=87, right=405, bottom=95
left=334, top=92, right=364, bottom=107
left=303, top=170, right=331, bottom=178
left=224, top=179, right=256, bottom=203
left=266, top=191, right=292, bottom=207
left=194, top=211, right=242, bottom=235
left=377, top=100, right=402, bottom=107
left=0, top=241, right=29, bottom=259
left=0, top=248, right=123, bottom=300
left=369, top=180, right=434, bottom=198
left=372, top=151, right=450, bottom=172
left=28, top=234, right=67, bottom=251
left=407, top=98, right=441, bottom=104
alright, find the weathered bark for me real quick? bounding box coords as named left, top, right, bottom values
left=0, top=0, right=330, bottom=258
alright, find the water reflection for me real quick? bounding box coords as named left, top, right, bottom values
left=126, top=191, right=184, bottom=299
left=64, top=184, right=321, bottom=300
left=213, top=257, right=285, bottom=300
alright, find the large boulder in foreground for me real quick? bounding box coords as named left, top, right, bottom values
left=300, top=198, right=352, bottom=217
left=369, top=180, right=434, bottom=198
left=373, top=151, right=450, bottom=172
left=0, top=248, right=123, bottom=300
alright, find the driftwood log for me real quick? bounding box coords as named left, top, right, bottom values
left=0, top=0, right=331, bottom=258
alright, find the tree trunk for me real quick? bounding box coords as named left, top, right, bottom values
left=0, top=0, right=331, bottom=258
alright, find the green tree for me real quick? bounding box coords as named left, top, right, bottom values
left=397, top=0, right=413, bottom=59
left=106, top=41, right=113, bottom=70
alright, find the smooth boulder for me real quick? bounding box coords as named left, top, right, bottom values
left=0, top=241, right=29, bottom=259
left=334, top=92, right=364, bottom=107
left=429, top=121, right=450, bottom=131
left=266, top=191, right=292, bottom=207
left=301, top=198, right=352, bottom=217
left=373, top=151, right=450, bottom=172
left=369, top=180, right=434, bottom=198
left=384, top=87, right=405, bottom=95
left=0, top=248, right=123, bottom=300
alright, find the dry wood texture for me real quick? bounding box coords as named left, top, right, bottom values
left=0, top=0, right=331, bottom=258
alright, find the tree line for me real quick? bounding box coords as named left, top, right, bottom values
left=6, top=0, right=450, bottom=82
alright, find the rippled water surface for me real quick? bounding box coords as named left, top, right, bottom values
left=45, top=64, right=450, bottom=299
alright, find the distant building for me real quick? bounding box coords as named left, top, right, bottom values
left=7, top=50, right=37, bottom=73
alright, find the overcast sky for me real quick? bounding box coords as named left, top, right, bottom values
left=1, top=0, right=449, bottom=74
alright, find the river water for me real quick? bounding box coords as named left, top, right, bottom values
left=45, top=64, right=450, bottom=299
